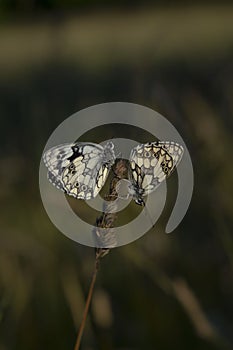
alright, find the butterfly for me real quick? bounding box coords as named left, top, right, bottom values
left=43, top=141, right=116, bottom=200
left=128, top=141, right=184, bottom=205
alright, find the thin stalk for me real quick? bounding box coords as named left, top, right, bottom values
left=74, top=256, right=100, bottom=350
left=74, top=159, right=128, bottom=350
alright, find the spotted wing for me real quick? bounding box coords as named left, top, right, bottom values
left=43, top=143, right=74, bottom=191
left=129, top=141, right=184, bottom=200
left=43, top=142, right=115, bottom=199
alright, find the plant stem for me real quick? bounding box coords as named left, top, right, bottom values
left=74, top=159, right=128, bottom=349
left=74, top=256, right=100, bottom=350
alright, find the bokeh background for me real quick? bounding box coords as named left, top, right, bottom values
left=0, top=1, right=233, bottom=349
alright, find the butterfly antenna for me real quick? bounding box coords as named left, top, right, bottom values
left=116, top=151, right=122, bottom=159
left=142, top=200, right=155, bottom=230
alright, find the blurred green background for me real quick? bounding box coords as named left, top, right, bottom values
left=0, top=1, right=233, bottom=349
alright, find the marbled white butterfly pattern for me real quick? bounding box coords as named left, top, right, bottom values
left=43, top=141, right=116, bottom=200
left=43, top=140, right=183, bottom=204
left=128, top=141, right=184, bottom=205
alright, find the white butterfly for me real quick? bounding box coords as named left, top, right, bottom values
left=128, top=141, right=184, bottom=205
left=43, top=141, right=116, bottom=200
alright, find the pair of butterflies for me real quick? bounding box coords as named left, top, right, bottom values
left=43, top=140, right=184, bottom=205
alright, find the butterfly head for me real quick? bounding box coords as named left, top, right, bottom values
left=103, top=141, right=116, bottom=166
left=134, top=197, right=145, bottom=206
left=105, top=141, right=114, bottom=150
left=127, top=182, right=145, bottom=206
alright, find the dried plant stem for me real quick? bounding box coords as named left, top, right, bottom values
left=95, top=159, right=128, bottom=252
left=74, top=159, right=128, bottom=350
left=74, top=256, right=100, bottom=350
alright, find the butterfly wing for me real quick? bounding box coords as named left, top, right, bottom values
left=129, top=141, right=184, bottom=202
left=43, top=143, right=74, bottom=191
left=43, top=142, right=115, bottom=199
left=61, top=143, right=114, bottom=199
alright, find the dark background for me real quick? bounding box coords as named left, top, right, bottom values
left=0, top=1, right=233, bottom=349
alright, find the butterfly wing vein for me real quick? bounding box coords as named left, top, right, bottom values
left=129, top=141, right=184, bottom=204
left=43, top=142, right=115, bottom=199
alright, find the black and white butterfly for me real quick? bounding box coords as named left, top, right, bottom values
left=43, top=141, right=116, bottom=200
left=128, top=141, right=184, bottom=205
